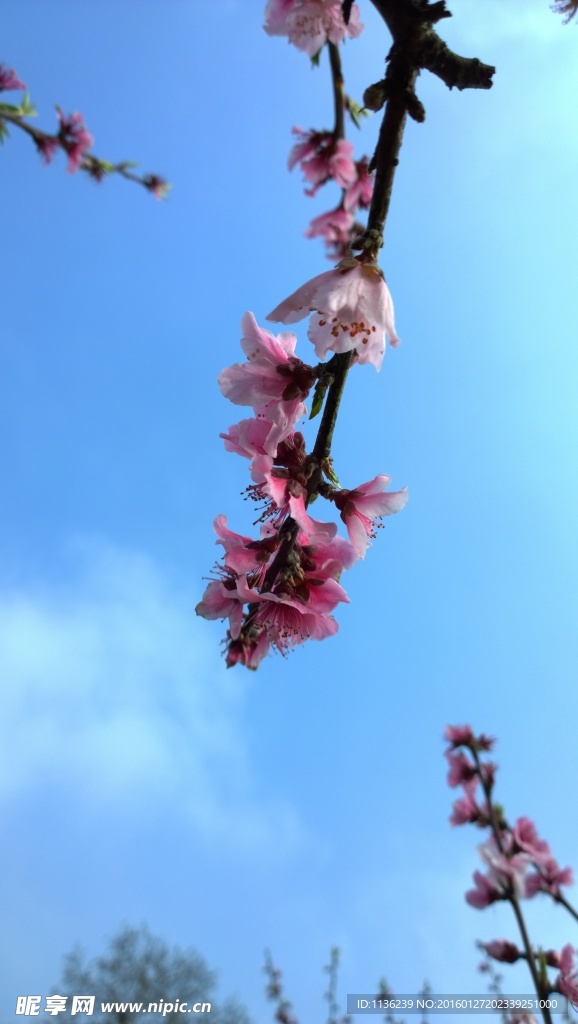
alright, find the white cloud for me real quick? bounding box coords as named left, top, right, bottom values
left=0, top=538, right=306, bottom=858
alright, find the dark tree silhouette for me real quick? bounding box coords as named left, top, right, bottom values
left=53, top=924, right=252, bottom=1024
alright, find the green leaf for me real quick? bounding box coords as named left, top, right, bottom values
left=0, top=102, right=23, bottom=115
left=0, top=120, right=10, bottom=144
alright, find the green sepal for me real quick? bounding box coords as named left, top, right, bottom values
left=19, top=93, right=37, bottom=117
left=345, top=96, right=368, bottom=129
left=0, top=120, right=9, bottom=144
left=0, top=94, right=37, bottom=118
left=309, top=381, right=326, bottom=420
left=322, top=459, right=340, bottom=488
left=310, top=49, right=322, bottom=67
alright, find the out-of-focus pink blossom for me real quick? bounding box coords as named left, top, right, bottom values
left=332, top=474, right=408, bottom=556
left=56, top=108, right=93, bottom=173
left=143, top=174, right=169, bottom=199
left=344, top=157, right=374, bottom=211
left=445, top=724, right=476, bottom=748
left=35, top=135, right=60, bottom=166
left=446, top=749, right=477, bottom=787
left=512, top=817, right=552, bottom=863
left=525, top=856, right=574, bottom=898
left=556, top=945, right=578, bottom=1006
left=480, top=760, right=497, bottom=788
left=264, top=0, right=363, bottom=58
left=0, top=64, right=26, bottom=91
left=288, top=128, right=356, bottom=193
left=444, top=725, right=494, bottom=751
left=479, top=839, right=532, bottom=898
left=450, top=779, right=482, bottom=826
left=304, top=208, right=355, bottom=251
left=466, top=870, right=503, bottom=909
left=480, top=939, right=523, bottom=964
left=267, top=256, right=399, bottom=371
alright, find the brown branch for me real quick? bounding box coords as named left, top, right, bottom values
left=369, top=0, right=494, bottom=92
left=328, top=42, right=346, bottom=139
left=0, top=110, right=168, bottom=196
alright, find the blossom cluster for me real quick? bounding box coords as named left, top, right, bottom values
left=445, top=725, right=578, bottom=1007
left=0, top=62, right=168, bottom=196
left=264, top=2, right=373, bottom=259
left=196, top=261, right=407, bottom=669
left=289, top=127, right=375, bottom=259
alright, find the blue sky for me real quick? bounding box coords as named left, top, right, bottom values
left=2, top=0, right=578, bottom=1021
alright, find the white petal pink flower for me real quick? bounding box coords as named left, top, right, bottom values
left=264, top=0, right=363, bottom=58
left=332, top=474, right=408, bottom=557
left=267, top=257, right=399, bottom=371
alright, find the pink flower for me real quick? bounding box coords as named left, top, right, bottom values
left=450, top=779, right=482, bottom=826
left=56, top=108, right=93, bottom=173
left=288, top=129, right=356, bottom=193
left=556, top=945, right=578, bottom=1007
left=247, top=432, right=338, bottom=543
left=221, top=416, right=277, bottom=464
left=478, top=839, right=532, bottom=898
left=512, top=817, right=552, bottom=864
left=0, top=64, right=26, bottom=91
left=219, top=313, right=312, bottom=436
left=143, top=174, right=169, bottom=199
left=444, top=725, right=495, bottom=751
left=344, top=157, right=374, bottom=211
left=35, top=135, right=60, bottom=166
left=195, top=579, right=245, bottom=640
left=332, top=474, right=408, bottom=556
left=304, top=208, right=355, bottom=251
left=267, top=257, right=399, bottom=371
left=525, top=856, right=573, bottom=898
left=225, top=625, right=271, bottom=670
left=236, top=575, right=344, bottom=653
left=480, top=939, right=523, bottom=964
left=213, top=514, right=278, bottom=580
left=301, top=532, right=358, bottom=578
left=264, top=0, right=363, bottom=58
left=263, top=0, right=297, bottom=32
left=466, top=870, right=503, bottom=909
left=446, top=749, right=477, bottom=787
left=445, top=724, right=476, bottom=748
